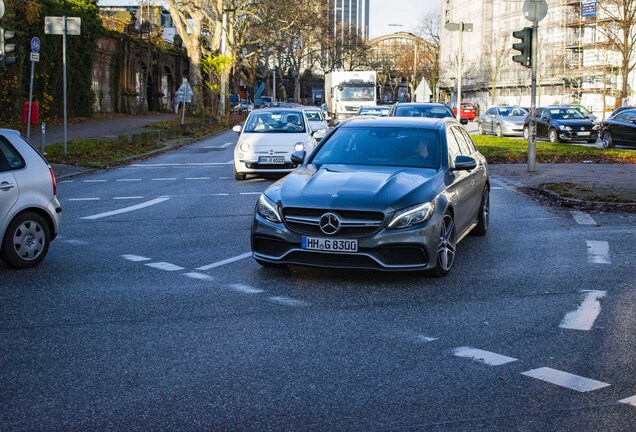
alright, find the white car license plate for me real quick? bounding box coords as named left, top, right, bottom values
left=577, top=131, right=590, bottom=136
left=258, top=156, right=285, bottom=164
left=302, top=237, right=358, bottom=253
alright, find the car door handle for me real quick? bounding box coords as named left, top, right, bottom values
left=0, top=181, right=16, bottom=191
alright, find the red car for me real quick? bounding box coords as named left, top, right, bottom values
left=450, top=102, right=477, bottom=121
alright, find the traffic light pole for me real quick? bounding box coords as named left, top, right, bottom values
left=528, top=20, right=539, bottom=172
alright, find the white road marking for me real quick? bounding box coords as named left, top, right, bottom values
left=414, top=335, right=438, bottom=343
left=240, top=192, right=262, bottom=195
left=560, top=290, right=607, bottom=331
left=151, top=178, right=177, bottom=181
left=69, top=198, right=100, bottom=201
left=586, top=240, right=611, bottom=264
left=453, top=347, right=518, bottom=366
left=63, top=239, right=89, bottom=245
left=195, top=252, right=252, bottom=271
left=81, top=197, right=170, bottom=220
left=185, top=177, right=210, bottom=180
left=145, top=262, right=185, bottom=271
left=211, top=193, right=229, bottom=196
left=619, top=395, right=636, bottom=407
left=228, top=284, right=264, bottom=294
left=131, top=163, right=226, bottom=167
left=222, top=142, right=234, bottom=148
left=83, top=179, right=107, bottom=183
left=268, top=296, right=310, bottom=307
left=184, top=272, right=214, bottom=281
left=521, top=367, right=610, bottom=392
left=113, top=196, right=144, bottom=200
left=572, top=211, right=597, bottom=225
left=490, top=186, right=504, bottom=190
left=122, top=254, right=151, bottom=262
left=59, top=180, right=74, bottom=183
left=116, top=178, right=142, bottom=182
left=219, top=177, right=233, bottom=179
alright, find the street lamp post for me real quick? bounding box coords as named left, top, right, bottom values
left=445, top=21, right=473, bottom=121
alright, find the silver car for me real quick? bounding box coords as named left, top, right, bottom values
left=251, top=117, right=489, bottom=276
left=478, top=106, right=528, bottom=137
left=1, top=129, right=62, bottom=268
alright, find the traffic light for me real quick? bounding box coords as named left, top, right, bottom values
left=0, top=26, right=16, bottom=68
left=512, top=27, right=532, bottom=68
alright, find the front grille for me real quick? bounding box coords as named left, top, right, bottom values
left=283, top=207, right=385, bottom=237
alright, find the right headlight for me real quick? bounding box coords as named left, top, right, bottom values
left=257, top=194, right=282, bottom=223
left=388, top=202, right=435, bottom=230
left=240, top=142, right=251, bottom=152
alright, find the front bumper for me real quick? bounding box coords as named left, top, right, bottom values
left=501, top=124, right=524, bottom=136
left=251, top=212, right=442, bottom=271
left=558, top=130, right=599, bottom=142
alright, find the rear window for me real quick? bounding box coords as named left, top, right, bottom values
left=394, top=106, right=453, bottom=119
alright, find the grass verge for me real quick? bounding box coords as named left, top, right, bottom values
left=45, top=138, right=164, bottom=168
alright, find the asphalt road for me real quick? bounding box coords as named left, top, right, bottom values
left=1, top=131, right=635, bottom=431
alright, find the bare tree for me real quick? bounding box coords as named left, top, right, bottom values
left=482, top=34, right=511, bottom=106
left=414, top=10, right=441, bottom=101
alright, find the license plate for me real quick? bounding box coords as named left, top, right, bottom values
left=258, top=156, right=285, bottom=164
left=577, top=131, right=591, bottom=136
left=302, top=236, right=358, bottom=253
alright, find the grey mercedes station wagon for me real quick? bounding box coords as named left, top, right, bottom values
left=251, top=117, right=490, bottom=276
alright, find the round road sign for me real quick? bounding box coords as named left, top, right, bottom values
left=31, top=37, right=41, bottom=53
left=523, top=0, right=548, bottom=23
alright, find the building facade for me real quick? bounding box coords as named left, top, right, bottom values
left=440, top=0, right=631, bottom=118
left=331, top=0, right=370, bottom=41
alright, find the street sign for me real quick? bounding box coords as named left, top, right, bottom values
left=176, top=79, right=193, bottom=103
left=31, top=37, right=40, bottom=53
left=44, top=16, right=81, bottom=35
left=30, top=52, right=39, bottom=62
left=523, top=0, right=548, bottom=23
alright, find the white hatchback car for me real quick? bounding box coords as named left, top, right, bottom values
left=232, top=108, right=317, bottom=180
left=0, top=129, right=61, bottom=268
left=302, top=107, right=329, bottom=140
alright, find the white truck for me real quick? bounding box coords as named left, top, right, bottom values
left=324, top=71, right=377, bottom=124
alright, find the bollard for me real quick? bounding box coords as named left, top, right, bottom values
left=40, top=123, right=46, bottom=155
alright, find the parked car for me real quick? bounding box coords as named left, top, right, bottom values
left=600, top=108, right=636, bottom=148
left=548, top=104, right=599, bottom=124
left=229, top=94, right=240, bottom=110
left=250, top=116, right=490, bottom=275
left=1, top=129, right=61, bottom=268
left=607, top=105, right=635, bottom=119
left=302, top=106, right=329, bottom=140
left=478, top=106, right=528, bottom=137
left=232, top=108, right=317, bottom=180
left=523, top=107, right=599, bottom=143
left=449, top=102, right=478, bottom=121
left=356, top=106, right=391, bottom=117
left=388, top=102, right=469, bottom=125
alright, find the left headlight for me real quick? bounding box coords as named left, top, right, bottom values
left=559, top=125, right=572, bottom=131
left=257, top=194, right=282, bottom=223
left=240, top=142, right=251, bottom=152
left=294, top=142, right=304, bottom=152
left=388, top=202, right=435, bottom=230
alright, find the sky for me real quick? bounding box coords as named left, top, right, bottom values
left=369, top=0, right=441, bottom=39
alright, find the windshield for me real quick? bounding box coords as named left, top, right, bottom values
left=548, top=108, right=585, bottom=120
left=497, top=107, right=528, bottom=117
left=304, top=110, right=323, bottom=121
left=311, top=127, right=440, bottom=169
left=338, top=85, right=375, bottom=101
left=394, top=105, right=454, bottom=118
left=359, top=107, right=390, bottom=116
left=244, top=111, right=306, bottom=133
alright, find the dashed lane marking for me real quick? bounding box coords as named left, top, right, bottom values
left=145, top=262, right=185, bottom=271
left=113, top=196, right=144, bottom=200
left=268, top=296, right=310, bottom=307
left=59, top=180, right=74, bottom=183
left=490, top=186, right=503, bottom=190
left=619, top=395, right=636, bottom=407
left=151, top=178, right=177, bottom=181
left=122, top=254, right=152, bottom=262
left=228, top=284, right=264, bottom=294
left=184, top=272, right=214, bottom=281
left=63, top=239, right=89, bottom=245
left=185, top=177, right=211, bottom=180
left=195, top=252, right=252, bottom=271
left=560, top=290, right=607, bottom=331
left=240, top=192, right=262, bottom=195
left=414, top=335, right=438, bottom=343
left=453, top=347, right=518, bottom=366
left=572, top=211, right=597, bottom=225
left=586, top=240, right=611, bottom=264
left=130, top=163, right=226, bottom=167
left=116, top=178, right=142, bottom=182
left=69, top=198, right=100, bottom=201
left=83, top=179, right=107, bottom=183
left=521, top=367, right=610, bottom=392
left=81, top=197, right=170, bottom=220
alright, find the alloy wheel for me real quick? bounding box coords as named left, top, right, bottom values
left=437, top=214, right=456, bottom=272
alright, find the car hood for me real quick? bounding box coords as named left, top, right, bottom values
left=553, top=119, right=595, bottom=128
left=266, top=164, right=444, bottom=212
left=500, top=116, right=526, bottom=124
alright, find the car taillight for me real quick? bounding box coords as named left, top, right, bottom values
left=49, top=166, right=57, bottom=196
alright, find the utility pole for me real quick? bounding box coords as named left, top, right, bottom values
left=444, top=21, right=473, bottom=121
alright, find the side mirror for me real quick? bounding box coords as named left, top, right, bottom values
left=291, top=150, right=306, bottom=165
left=232, top=124, right=242, bottom=133
left=460, top=118, right=469, bottom=125
left=313, top=130, right=327, bottom=140
left=452, top=155, right=477, bottom=171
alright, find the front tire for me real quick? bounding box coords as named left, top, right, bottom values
left=432, top=212, right=457, bottom=277
left=496, top=124, right=503, bottom=137
left=233, top=164, right=246, bottom=181
left=472, top=186, right=490, bottom=236
left=549, top=128, right=559, bottom=143
left=602, top=130, right=615, bottom=148
left=1, top=212, right=51, bottom=269
left=478, top=123, right=485, bottom=135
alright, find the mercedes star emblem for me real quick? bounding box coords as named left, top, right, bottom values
left=319, top=212, right=341, bottom=235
